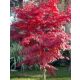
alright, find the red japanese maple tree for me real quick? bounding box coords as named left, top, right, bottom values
left=11, top=0, right=71, bottom=79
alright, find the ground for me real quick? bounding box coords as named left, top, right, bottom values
left=10, top=67, right=71, bottom=80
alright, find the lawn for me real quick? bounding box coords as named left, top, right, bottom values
left=10, top=67, right=71, bottom=80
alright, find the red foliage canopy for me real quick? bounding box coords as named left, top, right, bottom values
left=11, top=0, right=71, bottom=74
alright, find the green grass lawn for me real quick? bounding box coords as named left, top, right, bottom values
left=10, top=67, right=71, bottom=80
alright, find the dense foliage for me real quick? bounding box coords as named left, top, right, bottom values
left=11, top=0, right=71, bottom=74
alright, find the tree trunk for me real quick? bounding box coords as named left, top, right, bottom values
left=43, top=68, right=46, bottom=80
